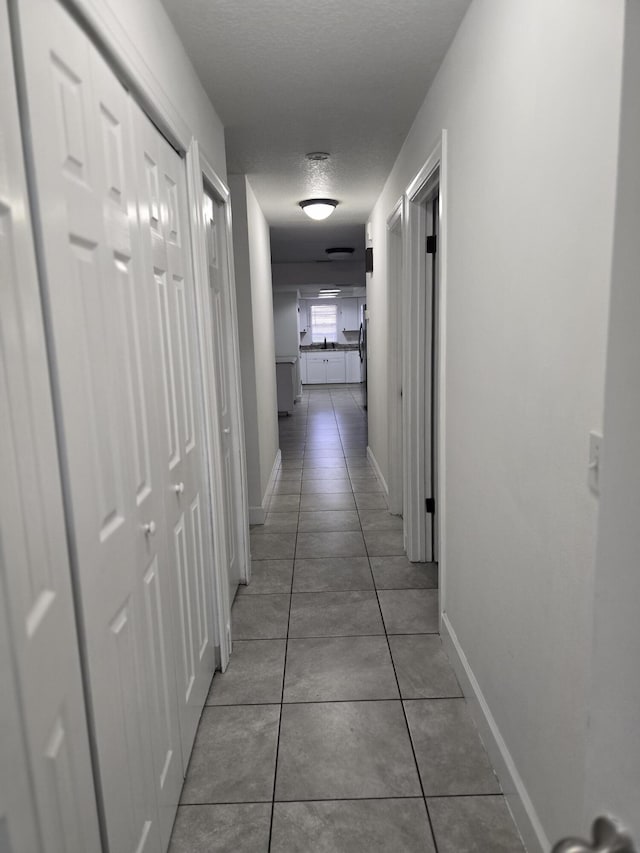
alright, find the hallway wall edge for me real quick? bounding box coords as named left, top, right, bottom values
left=366, top=445, right=389, bottom=497
left=441, top=612, right=548, bottom=853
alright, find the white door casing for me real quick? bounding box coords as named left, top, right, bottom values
left=134, top=104, right=215, bottom=762
left=424, top=191, right=439, bottom=563
left=0, top=4, right=101, bottom=851
left=187, top=139, right=252, bottom=627
left=403, top=136, right=442, bottom=566
left=204, top=190, right=241, bottom=600
left=387, top=199, right=404, bottom=517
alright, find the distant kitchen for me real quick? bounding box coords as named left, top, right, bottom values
left=272, top=288, right=367, bottom=413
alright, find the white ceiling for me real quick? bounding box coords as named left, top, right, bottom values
left=160, top=0, right=471, bottom=262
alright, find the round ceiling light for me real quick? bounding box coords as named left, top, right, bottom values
left=326, top=247, right=355, bottom=260
left=305, top=152, right=331, bottom=161
left=299, top=199, right=338, bottom=221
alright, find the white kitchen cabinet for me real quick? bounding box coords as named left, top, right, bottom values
left=326, top=351, right=347, bottom=383
left=298, top=299, right=311, bottom=333
left=306, top=353, right=327, bottom=384
left=346, top=350, right=362, bottom=383
left=299, top=352, right=307, bottom=383
left=339, top=297, right=359, bottom=331
left=304, top=351, right=346, bottom=384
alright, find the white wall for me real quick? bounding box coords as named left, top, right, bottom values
left=585, top=1, right=640, bottom=840
left=230, top=175, right=279, bottom=520
left=273, top=291, right=300, bottom=356
left=87, top=0, right=226, bottom=176
left=367, top=0, right=625, bottom=846
left=272, top=261, right=365, bottom=289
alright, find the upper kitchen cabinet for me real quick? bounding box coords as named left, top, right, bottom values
left=298, top=299, right=310, bottom=334
left=339, top=297, right=359, bottom=331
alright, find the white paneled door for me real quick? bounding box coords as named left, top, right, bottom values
left=204, top=191, right=241, bottom=600
left=0, top=4, right=101, bottom=851
left=16, top=0, right=215, bottom=849
left=134, top=104, right=215, bottom=763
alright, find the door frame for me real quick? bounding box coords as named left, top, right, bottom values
left=186, top=140, right=252, bottom=669
left=387, top=198, right=404, bottom=517
left=402, top=131, right=448, bottom=616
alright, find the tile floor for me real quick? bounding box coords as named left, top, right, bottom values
left=169, top=385, right=526, bottom=852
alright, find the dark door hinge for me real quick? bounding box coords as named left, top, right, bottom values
left=426, top=235, right=437, bottom=254
left=425, top=497, right=435, bottom=514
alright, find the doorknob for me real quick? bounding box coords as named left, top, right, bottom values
left=143, top=521, right=157, bottom=536
left=172, top=482, right=185, bottom=494
left=223, top=427, right=231, bottom=434
left=552, top=816, right=637, bottom=853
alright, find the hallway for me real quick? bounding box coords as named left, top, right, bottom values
left=169, top=387, right=525, bottom=852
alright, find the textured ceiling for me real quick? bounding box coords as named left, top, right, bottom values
left=160, top=0, right=471, bottom=262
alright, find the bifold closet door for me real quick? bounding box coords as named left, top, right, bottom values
left=16, top=0, right=190, bottom=849
left=0, top=3, right=101, bottom=851
left=134, top=105, right=216, bottom=762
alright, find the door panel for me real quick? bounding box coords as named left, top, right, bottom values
left=204, top=192, right=240, bottom=598
left=134, top=104, right=214, bottom=764
left=0, top=578, right=41, bottom=853
left=0, top=3, right=100, bottom=851
left=17, top=0, right=185, bottom=849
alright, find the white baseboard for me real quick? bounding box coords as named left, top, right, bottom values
left=366, top=445, right=389, bottom=495
left=440, top=612, right=549, bottom=853
left=249, top=506, right=265, bottom=525
left=249, top=449, right=282, bottom=525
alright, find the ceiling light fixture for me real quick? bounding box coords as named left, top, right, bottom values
left=306, top=152, right=330, bottom=161
left=299, top=199, right=338, bottom=221
left=319, top=289, right=340, bottom=294
left=325, top=247, right=354, bottom=261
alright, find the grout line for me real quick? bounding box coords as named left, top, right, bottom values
left=234, top=631, right=439, bottom=641
left=266, top=454, right=299, bottom=853
left=357, top=480, right=442, bottom=853
left=173, top=790, right=508, bottom=809
left=205, top=696, right=463, bottom=708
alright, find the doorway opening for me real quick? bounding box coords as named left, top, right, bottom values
left=403, top=132, right=446, bottom=577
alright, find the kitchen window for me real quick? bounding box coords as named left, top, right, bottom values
left=310, top=303, right=338, bottom=343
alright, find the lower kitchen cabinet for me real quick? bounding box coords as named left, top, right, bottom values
left=305, top=351, right=347, bottom=384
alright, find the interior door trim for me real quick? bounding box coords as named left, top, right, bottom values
left=185, top=139, right=251, bottom=670
left=402, top=131, right=448, bottom=618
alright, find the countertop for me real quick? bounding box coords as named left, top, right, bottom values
left=300, top=344, right=359, bottom=352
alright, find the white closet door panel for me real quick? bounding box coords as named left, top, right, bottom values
left=16, top=1, right=179, bottom=850
left=0, top=3, right=100, bottom=851
left=134, top=105, right=214, bottom=763
left=0, top=579, right=41, bottom=853
left=163, top=144, right=215, bottom=734
left=204, top=192, right=240, bottom=598
left=91, top=50, right=183, bottom=850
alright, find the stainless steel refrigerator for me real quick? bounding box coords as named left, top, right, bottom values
left=358, top=303, right=367, bottom=409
